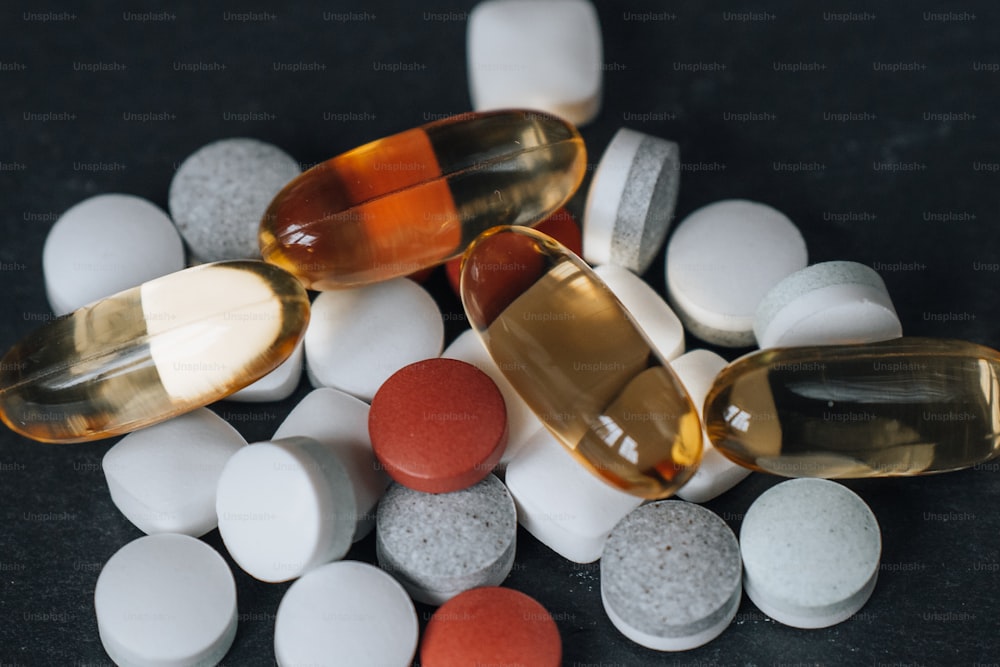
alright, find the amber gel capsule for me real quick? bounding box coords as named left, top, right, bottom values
left=0, top=261, right=309, bottom=443
left=460, top=226, right=702, bottom=499
left=260, top=109, right=586, bottom=289
left=703, top=338, right=1000, bottom=478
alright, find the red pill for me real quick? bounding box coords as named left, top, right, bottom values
left=420, top=587, right=562, bottom=667
left=369, top=358, right=507, bottom=493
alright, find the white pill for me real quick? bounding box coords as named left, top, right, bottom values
left=666, top=199, right=808, bottom=347
left=584, top=128, right=681, bottom=274
left=227, top=340, right=303, bottom=402
left=274, top=561, right=418, bottom=667
left=95, top=533, right=237, bottom=667
left=754, top=260, right=903, bottom=348
left=593, top=264, right=685, bottom=361
left=215, top=436, right=357, bottom=582
left=467, top=0, right=603, bottom=126
left=102, top=408, right=246, bottom=536
left=672, top=350, right=751, bottom=503
left=305, top=278, right=444, bottom=401
left=43, top=194, right=185, bottom=316
left=273, top=387, right=389, bottom=542
left=169, top=137, right=300, bottom=262
left=740, top=479, right=881, bottom=629
left=504, top=428, right=641, bottom=563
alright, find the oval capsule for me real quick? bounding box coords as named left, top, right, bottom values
left=0, top=261, right=309, bottom=443
left=703, top=337, right=1000, bottom=477
left=260, top=110, right=587, bottom=289
left=460, top=226, right=702, bottom=500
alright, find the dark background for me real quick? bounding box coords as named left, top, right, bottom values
left=2, top=1, right=999, bottom=665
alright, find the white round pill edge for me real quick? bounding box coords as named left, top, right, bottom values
left=593, top=263, right=685, bottom=361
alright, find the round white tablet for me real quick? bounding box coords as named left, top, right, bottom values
left=215, top=436, right=357, bottom=582
left=601, top=501, right=741, bottom=651
left=666, top=199, right=808, bottom=347
left=740, top=479, right=881, bottom=629
left=754, top=260, right=903, bottom=348
left=584, top=128, right=681, bottom=274
left=304, top=278, right=444, bottom=401
left=593, top=263, right=685, bottom=360
left=274, top=560, right=418, bottom=667
left=94, top=533, right=237, bottom=667
left=103, top=408, right=247, bottom=536
left=43, top=193, right=185, bottom=316
left=227, top=340, right=303, bottom=402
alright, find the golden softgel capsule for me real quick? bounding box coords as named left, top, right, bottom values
left=0, top=261, right=309, bottom=443
left=460, top=226, right=702, bottom=499
left=260, top=110, right=586, bottom=289
left=703, top=338, right=1000, bottom=477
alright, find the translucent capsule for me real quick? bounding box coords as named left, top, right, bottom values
left=460, top=226, right=702, bottom=499
left=703, top=338, right=1000, bottom=478
left=0, top=261, right=309, bottom=443
left=260, top=110, right=586, bottom=289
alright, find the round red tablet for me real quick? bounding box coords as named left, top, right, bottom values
left=420, top=587, right=562, bottom=667
left=369, top=358, right=507, bottom=493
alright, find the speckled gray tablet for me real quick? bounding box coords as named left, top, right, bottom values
left=169, top=137, right=300, bottom=262
left=375, top=474, right=516, bottom=606
left=601, top=501, right=741, bottom=651
left=740, top=479, right=881, bottom=629
left=584, top=128, right=680, bottom=274
left=754, top=260, right=902, bottom=348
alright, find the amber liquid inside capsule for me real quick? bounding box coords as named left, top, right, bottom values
left=703, top=338, right=1000, bottom=477
left=0, top=261, right=309, bottom=443
left=460, top=226, right=702, bottom=499
left=260, top=109, right=587, bottom=289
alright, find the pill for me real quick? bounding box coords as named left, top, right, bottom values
left=43, top=194, right=185, bottom=316
left=703, top=337, right=1000, bottom=478
left=94, top=533, right=237, bottom=667
left=0, top=260, right=309, bottom=443
left=304, top=278, right=444, bottom=401
left=584, top=128, right=681, bottom=274
left=740, top=478, right=881, bottom=628
left=504, top=427, right=641, bottom=563
left=754, top=260, right=903, bottom=348
left=260, top=109, right=586, bottom=289
left=274, top=560, right=418, bottom=667
left=601, top=501, right=742, bottom=651
left=170, top=137, right=301, bottom=263
left=666, top=199, right=808, bottom=347
left=460, top=226, right=702, bottom=499
left=102, top=408, right=246, bottom=536
left=215, top=436, right=356, bottom=582
left=273, top=387, right=389, bottom=542
left=420, top=587, right=562, bottom=666
left=671, top=350, right=751, bottom=503
left=593, top=263, right=685, bottom=361
left=466, top=0, right=602, bottom=126
left=227, top=339, right=303, bottom=402
left=376, top=475, right=517, bottom=605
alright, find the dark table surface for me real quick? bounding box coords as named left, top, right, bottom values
left=2, top=1, right=999, bottom=665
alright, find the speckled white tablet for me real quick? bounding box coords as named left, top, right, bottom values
left=672, top=350, right=751, bottom=503
left=505, top=427, right=641, bottom=563
left=593, top=264, right=685, bottom=360
left=754, top=261, right=903, bottom=348
left=305, top=278, right=444, bottom=401
left=169, top=137, right=300, bottom=262
left=273, top=387, right=389, bottom=542
left=274, top=560, right=418, bottom=667
left=95, top=533, right=237, bottom=667
left=376, top=475, right=517, bottom=605
left=215, top=436, right=357, bottom=582
left=467, top=0, right=602, bottom=126
left=227, top=340, right=303, bottom=402
left=601, top=501, right=741, bottom=651
left=43, top=194, right=185, bottom=316
left=102, top=408, right=246, bottom=537
left=740, top=479, right=881, bottom=629
left=666, top=199, right=807, bottom=347
left=584, top=128, right=680, bottom=274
